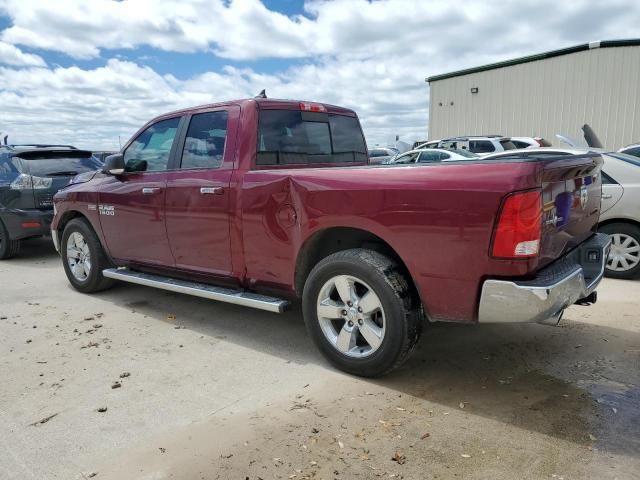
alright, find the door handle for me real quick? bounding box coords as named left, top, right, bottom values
left=141, top=187, right=161, bottom=195
left=200, top=186, right=224, bottom=195
left=601, top=193, right=613, bottom=199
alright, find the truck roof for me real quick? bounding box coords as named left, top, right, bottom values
left=152, top=98, right=357, bottom=123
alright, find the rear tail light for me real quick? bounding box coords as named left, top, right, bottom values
left=491, top=190, right=542, bottom=258
left=299, top=102, right=327, bottom=112
left=10, top=173, right=52, bottom=190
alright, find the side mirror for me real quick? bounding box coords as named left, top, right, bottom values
left=102, top=153, right=125, bottom=175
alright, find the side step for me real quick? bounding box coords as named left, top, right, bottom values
left=102, top=268, right=289, bottom=313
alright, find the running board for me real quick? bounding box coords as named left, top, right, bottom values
left=102, top=268, right=289, bottom=313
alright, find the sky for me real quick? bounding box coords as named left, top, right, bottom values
left=0, top=0, right=639, bottom=150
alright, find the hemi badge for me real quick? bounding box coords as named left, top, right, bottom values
left=88, top=204, right=97, bottom=211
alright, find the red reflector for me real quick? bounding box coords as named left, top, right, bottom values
left=492, top=190, right=542, bottom=258
left=299, top=102, right=327, bottom=112
left=21, top=222, right=41, bottom=228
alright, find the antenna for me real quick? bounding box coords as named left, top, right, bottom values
left=254, top=89, right=267, bottom=99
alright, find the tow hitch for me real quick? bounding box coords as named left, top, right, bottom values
left=575, top=291, right=598, bottom=306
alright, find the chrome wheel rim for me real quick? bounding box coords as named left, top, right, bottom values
left=316, top=275, right=386, bottom=358
left=607, top=233, right=640, bottom=272
left=66, top=232, right=92, bottom=281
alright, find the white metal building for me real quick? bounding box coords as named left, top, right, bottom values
left=426, top=40, right=640, bottom=150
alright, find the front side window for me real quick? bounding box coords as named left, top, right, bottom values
left=257, top=110, right=367, bottom=166
left=181, top=111, right=228, bottom=170
left=124, top=117, right=180, bottom=172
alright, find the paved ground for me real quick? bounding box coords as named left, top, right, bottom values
left=1, top=237, right=639, bottom=480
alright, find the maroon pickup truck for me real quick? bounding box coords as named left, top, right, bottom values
left=52, top=98, right=610, bottom=376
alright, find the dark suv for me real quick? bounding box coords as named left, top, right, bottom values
left=0, top=145, right=102, bottom=259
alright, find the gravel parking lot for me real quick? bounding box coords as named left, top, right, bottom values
left=1, top=237, right=639, bottom=480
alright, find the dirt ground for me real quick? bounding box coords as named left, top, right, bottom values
left=1, top=237, right=639, bottom=480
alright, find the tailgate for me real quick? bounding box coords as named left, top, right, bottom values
left=539, top=153, right=603, bottom=267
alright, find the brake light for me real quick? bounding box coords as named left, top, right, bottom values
left=10, top=173, right=52, bottom=190
left=492, top=190, right=542, bottom=258
left=299, top=102, right=327, bottom=112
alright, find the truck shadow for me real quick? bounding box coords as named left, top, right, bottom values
left=95, top=284, right=640, bottom=458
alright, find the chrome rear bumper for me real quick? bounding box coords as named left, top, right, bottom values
left=478, top=233, right=611, bottom=324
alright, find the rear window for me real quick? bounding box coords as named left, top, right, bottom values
left=609, top=152, right=640, bottom=167
left=17, top=152, right=102, bottom=177
left=256, top=110, right=367, bottom=166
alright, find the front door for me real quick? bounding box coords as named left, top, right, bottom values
left=165, top=107, right=238, bottom=276
left=98, top=116, right=182, bottom=267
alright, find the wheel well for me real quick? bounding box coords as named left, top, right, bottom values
left=294, top=227, right=419, bottom=302
left=598, top=218, right=640, bottom=230
left=56, top=211, right=87, bottom=236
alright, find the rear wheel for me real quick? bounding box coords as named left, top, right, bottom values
left=600, top=223, right=640, bottom=279
left=302, top=249, right=421, bottom=377
left=0, top=220, right=21, bottom=260
left=61, top=218, right=115, bottom=292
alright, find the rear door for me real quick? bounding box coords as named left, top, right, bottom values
left=165, top=106, right=239, bottom=276
left=98, top=116, right=182, bottom=266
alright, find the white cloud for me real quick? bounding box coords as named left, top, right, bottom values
left=0, top=0, right=639, bottom=148
left=0, top=40, right=45, bottom=67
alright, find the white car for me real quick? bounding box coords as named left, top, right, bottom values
left=484, top=147, right=640, bottom=279
left=416, top=136, right=516, bottom=156
left=386, top=148, right=478, bottom=164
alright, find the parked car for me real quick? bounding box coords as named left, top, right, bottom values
left=510, top=137, right=552, bottom=149
left=52, top=98, right=609, bottom=377
left=386, top=148, right=478, bottom=164
left=619, top=143, right=640, bottom=158
left=368, top=147, right=398, bottom=164
left=416, top=135, right=516, bottom=156
left=483, top=147, right=640, bottom=279
left=0, top=145, right=102, bottom=259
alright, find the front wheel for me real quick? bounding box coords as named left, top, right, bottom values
left=600, top=223, right=640, bottom=279
left=302, top=249, right=422, bottom=377
left=61, top=218, right=115, bottom=293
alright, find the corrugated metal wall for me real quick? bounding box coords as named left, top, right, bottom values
left=428, top=45, right=640, bottom=149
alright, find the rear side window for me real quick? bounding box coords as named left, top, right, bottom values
left=256, top=110, right=367, bottom=166
left=469, top=140, right=495, bottom=153
left=180, top=111, right=228, bottom=170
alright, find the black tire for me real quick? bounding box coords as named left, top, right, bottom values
left=0, top=219, right=21, bottom=259
left=600, top=223, right=640, bottom=280
left=302, top=249, right=422, bottom=377
left=61, top=218, right=115, bottom=293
